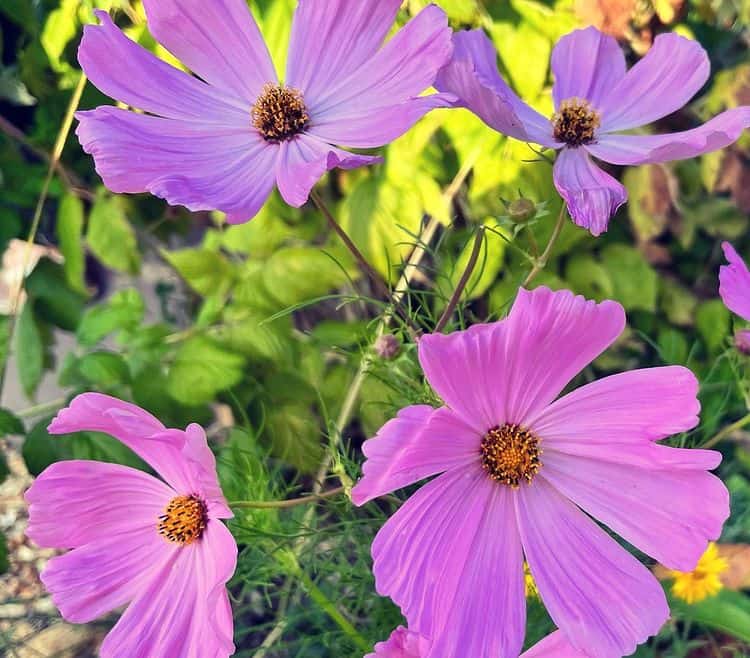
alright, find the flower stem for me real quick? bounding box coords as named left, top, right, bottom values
left=0, top=73, right=87, bottom=404
left=229, top=486, right=344, bottom=509
left=522, top=203, right=567, bottom=287
left=434, top=227, right=485, bottom=333
left=702, top=412, right=750, bottom=448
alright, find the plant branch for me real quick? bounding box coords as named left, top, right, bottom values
left=229, top=486, right=344, bottom=510
left=434, top=227, right=485, bottom=333
left=522, top=203, right=567, bottom=287
left=702, top=412, right=750, bottom=448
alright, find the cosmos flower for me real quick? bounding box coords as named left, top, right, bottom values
left=369, top=627, right=589, bottom=658
left=670, top=542, right=729, bottom=605
left=719, top=242, right=750, bottom=353
left=25, top=393, right=236, bottom=657
left=353, top=286, right=729, bottom=658
left=435, top=27, right=750, bottom=236
left=76, top=1, right=453, bottom=223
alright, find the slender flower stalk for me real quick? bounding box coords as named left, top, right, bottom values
left=229, top=486, right=345, bottom=510
left=522, top=204, right=568, bottom=287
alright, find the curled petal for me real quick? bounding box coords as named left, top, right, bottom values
left=553, top=147, right=627, bottom=236
left=719, top=242, right=750, bottom=321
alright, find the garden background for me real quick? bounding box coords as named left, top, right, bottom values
left=2, top=0, right=750, bottom=656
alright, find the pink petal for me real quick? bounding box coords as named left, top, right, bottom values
left=551, top=27, right=626, bottom=108
left=309, top=6, right=452, bottom=123
left=418, top=287, right=625, bottom=431
left=351, top=405, right=481, bottom=506
left=588, top=107, right=750, bottom=165
left=529, top=366, right=701, bottom=443
left=553, top=147, right=627, bottom=236
left=542, top=448, right=729, bottom=571
left=41, top=525, right=173, bottom=624
left=25, top=460, right=173, bottom=549
left=184, top=424, right=232, bottom=518
left=520, top=630, right=589, bottom=658
left=434, top=29, right=557, bottom=148
left=275, top=134, right=380, bottom=207
left=372, top=465, right=526, bottom=658
left=720, top=241, right=750, bottom=321
left=598, top=33, right=710, bottom=132
left=367, top=626, right=427, bottom=658
left=515, top=478, right=669, bottom=658
left=76, top=107, right=277, bottom=223
left=100, top=521, right=236, bottom=658
left=286, top=0, right=402, bottom=106
left=78, top=11, right=248, bottom=122
left=142, top=0, right=276, bottom=102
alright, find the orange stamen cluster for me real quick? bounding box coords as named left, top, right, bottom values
left=480, top=424, right=542, bottom=487
left=252, top=83, right=309, bottom=142
left=158, top=495, right=207, bottom=545
left=552, top=97, right=601, bottom=146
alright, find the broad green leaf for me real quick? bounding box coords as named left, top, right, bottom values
left=15, top=303, right=43, bottom=399
left=670, top=589, right=750, bottom=642
left=696, top=299, right=731, bottom=354
left=162, top=248, right=234, bottom=297
left=214, top=305, right=294, bottom=365
left=69, top=431, right=146, bottom=470
left=167, top=337, right=246, bottom=405
left=41, top=0, right=78, bottom=74
left=22, top=416, right=69, bottom=476
left=87, top=190, right=140, bottom=274
left=56, top=192, right=87, bottom=294
left=601, top=244, right=658, bottom=312
left=261, top=401, right=323, bottom=473
left=77, top=351, right=131, bottom=388
left=254, top=0, right=294, bottom=75
left=565, top=254, right=614, bottom=302
left=623, top=165, right=674, bottom=243
left=77, top=289, right=145, bottom=346
left=0, top=408, right=24, bottom=437
left=657, top=327, right=690, bottom=365
left=25, top=259, right=85, bottom=331
left=489, top=20, right=550, bottom=101
left=660, top=279, right=697, bottom=327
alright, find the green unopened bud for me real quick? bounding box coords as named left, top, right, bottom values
left=507, top=198, right=537, bottom=223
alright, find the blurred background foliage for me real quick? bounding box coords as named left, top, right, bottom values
left=2, top=0, right=750, bottom=656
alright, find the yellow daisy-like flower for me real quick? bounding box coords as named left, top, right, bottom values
left=524, top=562, right=539, bottom=599
left=670, top=543, right=729, bottom=605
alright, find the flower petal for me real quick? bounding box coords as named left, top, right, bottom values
left=41, top=526, right=173, bottom=624
left=529, top=366, right=701, bottom=442
left=588, top=107, right=750, bottom=165
left=309, top=6, right=452, bottom=123
left=351, top=405, right=481, bottom=506
left=76, top=107, right=276, bottom=223
left=368, top=627, right=427, bottom=658
left=100, top=521, right=236, bottom=658
left=551, top=27, right=626, bottom=108
left=598, top=33, right=710, bottom=132
left=520, top=630, right=589, bottom=658
left=78, top=11, right=248, bottom=122
left=25, top=460, right=173, bottom=549
left=142, top=0, right=276, bottom=101
left=553, top=147, right=627, bottom=236
left=183, top=424, right=232, bottom=518
left=275, top=134, right=380, bottom=207
left=720, top=241, right=750, bottom=321
left=515, top=477, right=669, bottom=658
left=434, top=29, right=557, bottom=147
left=372, top=465, right=526, bottom=658
left=418, top=287, right=624, bottom=431
left=286, top=0, right=402, bottom=105
left=542, top=448, right=729, bottom=571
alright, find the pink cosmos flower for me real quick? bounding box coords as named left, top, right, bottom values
left=369, top=627, right=589, bottom=658
left=352, top=286, right=729, bottom=658
left=76, top=1, right=453, bottom=224
left=435, top=27, right=750, bottom=236
left=719, top=241, right=750, bottom=353
left=25, top=393, right=237, bottom=657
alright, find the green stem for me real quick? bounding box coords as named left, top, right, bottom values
left=434, top=227, right=484, bottom=333
left=16, top=397, right=66, bottom=419
left=229, top=486, right=344, bottom=509
left=702, top=412, right=750, bottom=448
left=522, top=203, right=567, bottom=287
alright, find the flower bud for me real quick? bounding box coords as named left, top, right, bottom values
left=374, top=334, right=400, bottom=360
left=507, top=198, right=537, bottom=223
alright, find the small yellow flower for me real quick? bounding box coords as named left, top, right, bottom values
left=670, top=543, right=729, bottom=605
left=524, top=562, right=539, bottom=599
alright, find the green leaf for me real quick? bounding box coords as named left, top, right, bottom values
left=261, top=401, right=323, bottom=473
left=0, top=65, right=36, bottom=106
left=25, top=259, right=85, bottom=331
left=565, top=254, right=614, bottom=302
left=87, top=189, right=141, bottom=273
left=214, top=305, right=294, bottom=364
left=41, top=0, right=79, bottom=73
left=15, top=303, right=44, bottom=399
left=0, top=452, right=8, bottom=485
left=77, top=289, right=145, bottom=346
left=56, top=192, right=87, bottom=294
left=601, top=244, right=658, bottom=312
left=77, top=351, right=131, bottom=389
left=162, top=248, right=234, bottom=297
left=0, top=533, right=7, bottom=574
left=167, top=337, right=246, bottom=405
left=0, top=408, right=24, bottom=437
left=696, top=299, right=731, bottom=354
left=657, top=327, right=690, bottom=365
left=22, top=416, right=70, bottom=476
left=660, top=279, right=697, bottom=327
left=69, top=431, right=146, bottom=470
left=670, top=589, right=750, bottom=642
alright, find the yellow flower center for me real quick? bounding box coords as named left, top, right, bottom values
left=552, top=97, right=601, bottom=146
left=670, top=542, right=729, bottom=605
left=158, top=495, right=207, bottom=545
left=252, top=83, right=310, bottom=142
left=480, top=424, right=542, bottom=487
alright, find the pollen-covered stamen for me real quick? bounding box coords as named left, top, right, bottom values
left=252, top=83, right=309, bottom=142
left=552, top=97, right=601, bottom=146
left=480, top=424, right=542, bottom=487
left=158, top=495, right=207, bottom=545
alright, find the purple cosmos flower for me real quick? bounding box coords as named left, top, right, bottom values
left=76, top=1, right=453, bottom=224
left=719, top=241, right=750, bottom=352
left=369, top=627, right=589, bottom=658
left=352, top=286, right=729, bottom=658
left=435, top=27, right=750, bottom=236
left=25, top=394, right=236, bottom=657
